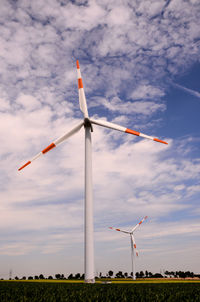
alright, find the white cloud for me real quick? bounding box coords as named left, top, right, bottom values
left=107, top=6, right=130, bottom=26
left=16, top=94, right=41, bottom=111
left=90, top=96, right=165, bottom=117
left=137, top=0, right=165, bottom=18
left=130, top=84, right=165, bottom=100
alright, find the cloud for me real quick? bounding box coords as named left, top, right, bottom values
left=130, top=84, right=165, bottom=100
left=90, top=96, right=166, bottom=116
left=16, top=94, right=41, bottom=111
left=0, top=0, right=199, bottom=105
left=137, top=0, right=166, bottom=18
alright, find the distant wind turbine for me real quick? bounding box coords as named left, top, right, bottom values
left=18, top=60, right=167, bottom=283
left=109, top=216, right=148, bottom=280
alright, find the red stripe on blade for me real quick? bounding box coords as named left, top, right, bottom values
left=125, top=128, right=140, bottom=136
left=134, top=244, right=136, bottom=248
left=18, top=161, right=31, bottom=171
left=153, top=138, right=168, bottom=144
left=76, top=60, right=80, bottom=69
left=42, top=143, right=56, bottom=154
left=78, top=78, right=83, bottom=89
left=116, top=229, right=121, bottom=231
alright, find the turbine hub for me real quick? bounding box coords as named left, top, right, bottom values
left=84, top=118, right=93, bottom=132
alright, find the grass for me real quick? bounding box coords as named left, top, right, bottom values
left=0, top=280, right=200, bottom=301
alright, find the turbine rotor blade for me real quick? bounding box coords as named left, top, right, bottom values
left=109, top=227, right=130, bottom=234
left=131, top=216, right=148, bottom=233
left=18, top=121, right=84, bottom=171
left=90, top=119, right=168, bottom=145
left=76, top=60, right=89, bottom=118
left=91, top=119, right=126, bottom=132
left=131, top=234, right=139, bottom=257
left=54, top=121, right=83, bottom=145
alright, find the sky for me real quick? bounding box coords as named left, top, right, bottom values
left=0, top=0, right=200, bottom=279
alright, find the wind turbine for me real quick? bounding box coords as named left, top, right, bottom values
left=109, top=216, right=148, bottom=280
left=18, top=60, right=167, bottom=283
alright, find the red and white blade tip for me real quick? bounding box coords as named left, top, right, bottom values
left=18, top=161, right=31, bottom=171
left=125, top=128, right=168, bottom=145
left=139, top=216, right=148, bottom=225
left=18, top=143, right=56, bottom=171
left=109, top=227, right=121, bottom=231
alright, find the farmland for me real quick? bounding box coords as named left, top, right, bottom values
left=0, top=280, right=200, bottom=301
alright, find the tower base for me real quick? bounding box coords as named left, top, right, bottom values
left=85, top=278, right=95, bottom=283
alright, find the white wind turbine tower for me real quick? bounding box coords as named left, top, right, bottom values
left=109, top=216, right=148, bottom=280
left=18, top=60, right=167, bottom=283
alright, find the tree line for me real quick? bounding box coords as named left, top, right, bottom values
left=2, top=270, right=199, bottom=280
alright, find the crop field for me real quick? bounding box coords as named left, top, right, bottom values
left=0, top=280, right=200, bottom=302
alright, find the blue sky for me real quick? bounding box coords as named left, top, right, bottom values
left=0, top=0, right=200, bottom=278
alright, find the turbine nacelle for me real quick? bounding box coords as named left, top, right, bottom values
left=84, top=117, right=93, bottom=132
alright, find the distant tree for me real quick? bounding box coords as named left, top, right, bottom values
left=75, top=273, right=81, bottom=279
left=153, top=273, right=163, bottom=278
left=139, top=271, right=144, bottom=278
left=28, top=276, right=33, bottom=280
left=164, top=270, right=170, bottom=278
left=108, top=270, right=113, bottom=278
left=39, top=274, right=45, bottom=279
left=124, top=272, right=128, bottom=278
left=148, top=272, right=153, bottom=278
left=178, top=271, right=186, bottom=279
left=34, top=276, right=39, bottom=280
left=99, top=272, right=102, bottom=278
left=22, top=276, right=26, bottom=280
left=145, top=270, right=149, bottom=278
left=68, top=273, right=74, bottom=280
left=15, top=276, right=19, bottom=280
left=55, top=274, right=61, bottom=279
left=115, top=271, right=124, bottom=278
left=48, top=276, right=53, bottom=279
left=135, top=272, right=139, bottom=279
left=80, top=274, right=85, bottom=280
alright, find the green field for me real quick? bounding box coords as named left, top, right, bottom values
left=0, top=280, right=200, bottom=301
